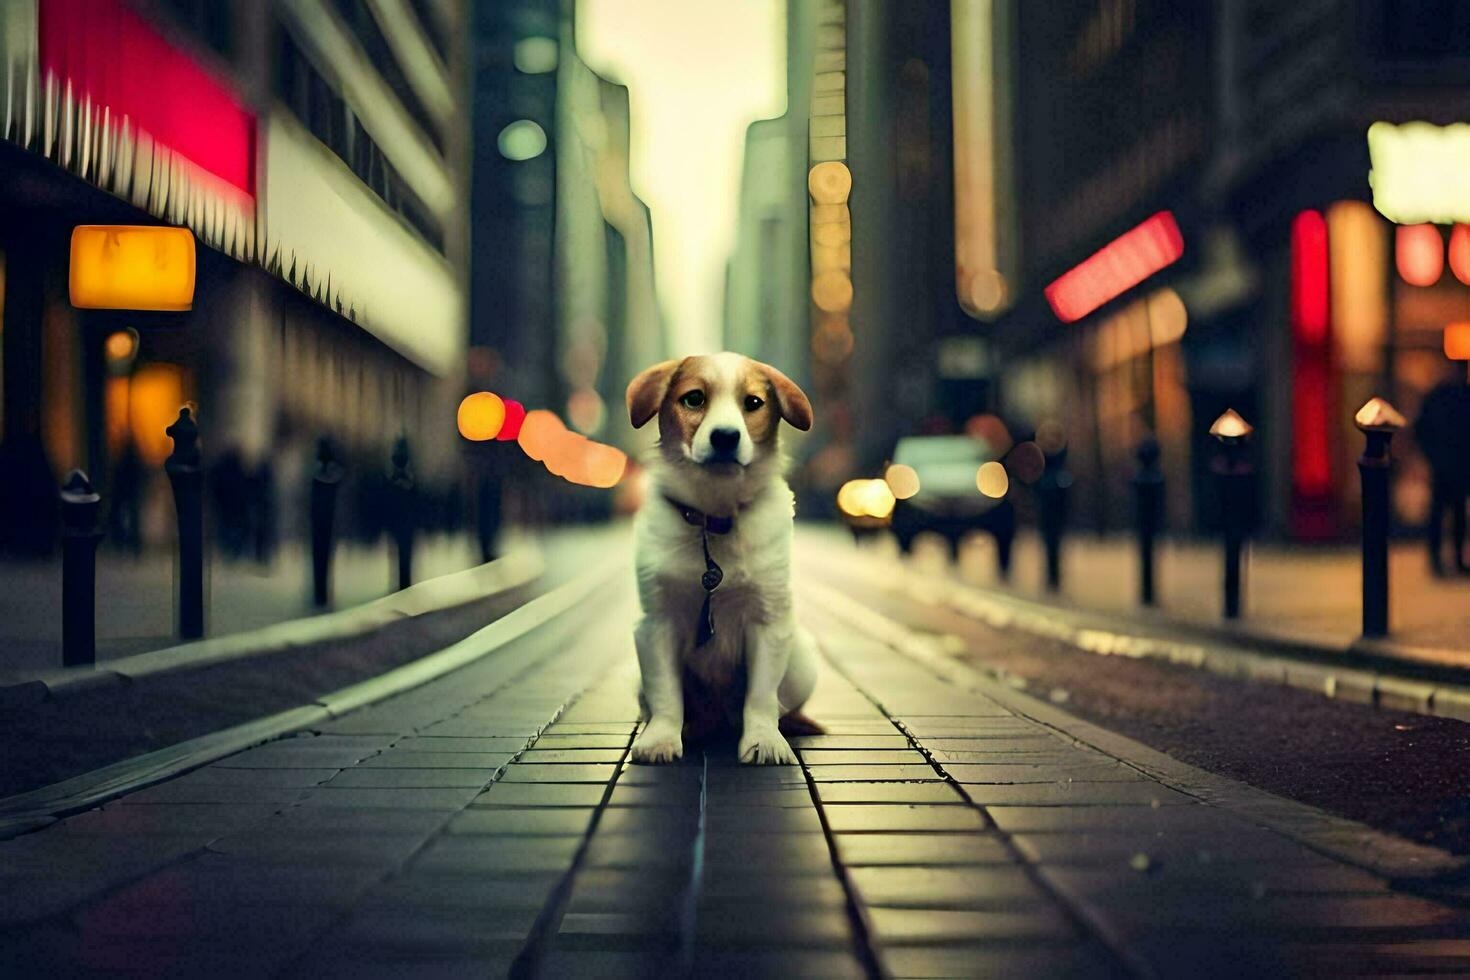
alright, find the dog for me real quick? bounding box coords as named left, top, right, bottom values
left=625, top=352, right=820, bottom=765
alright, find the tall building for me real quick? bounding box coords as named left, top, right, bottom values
left=0, top=0, right=471, bottom=553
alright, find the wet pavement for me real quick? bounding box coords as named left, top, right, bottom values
left=2, top=534, right=1468, bottom=977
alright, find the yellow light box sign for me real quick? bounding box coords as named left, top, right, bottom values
left=70, top=225, right=196, bottom=311
left=1367, top=122, right=1470, bottom=224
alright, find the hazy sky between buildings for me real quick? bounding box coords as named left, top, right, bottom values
left=578, top=0, right=787, bottom=356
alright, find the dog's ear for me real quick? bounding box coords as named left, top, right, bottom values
left=754, top=361, right=813, bottom=431
left=626, top=359, right=682, bottom=429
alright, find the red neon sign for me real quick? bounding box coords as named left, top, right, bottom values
left=1289, top=209, right=1335, bottom=536
left=1044, top=211, right=1184, bottom=323
left=38, top=0, right=255, bottom=195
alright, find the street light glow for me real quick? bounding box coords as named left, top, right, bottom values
left=70, top=225, right=196, bottom=311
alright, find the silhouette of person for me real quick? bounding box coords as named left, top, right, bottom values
left=1414, top=377, right=1470, bottom=575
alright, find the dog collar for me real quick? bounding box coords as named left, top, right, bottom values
left=663, top=495, right=734, bottom=648
left=662, top=495, right=735, bottom=535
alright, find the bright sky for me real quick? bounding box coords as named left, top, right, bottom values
left=577, top=0, right=786, bottom=355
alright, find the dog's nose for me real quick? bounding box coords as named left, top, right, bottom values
left=709, top=427, right=741, bottom=454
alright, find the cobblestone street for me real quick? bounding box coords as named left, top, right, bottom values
left=3, top=549, right=1467, bottom=978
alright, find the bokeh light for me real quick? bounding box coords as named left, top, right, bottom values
left=1035, top=420, right=1067, bottom=455
left=498, top=120, right=548, bottom=162
left=1007, top=441, right=1046, bottom=484
left=1396, top=223, right=1443, bottom=287
left=1451, top=224, right=1470, bottom=285
left=497, top=399, right=527, bottom=441
left=811, top=271, right=854, bottom=313
left=808, top=161, right=852, bottom=204
left=457, top=391, right=506, bottom=441
left=976, top=461, right=1009, bottom=498
left=567, top=388, right=606, bottom=434
left=104, top=329, right=138, bottom=365
left=837, top=479, right=896, bottom=520
left=964, top=414, right=1013, bottom=456
left=128, top=363, right=186, bottom=467
left=513, top=36, right=559, bottom=74
left=884, top=463, right=921, bottom=500
left=517, top=409, right=566, bottom=461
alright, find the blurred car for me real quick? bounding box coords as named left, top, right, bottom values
left=888, top=435, right=1015, bottom=575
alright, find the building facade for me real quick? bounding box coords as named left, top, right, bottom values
left=0, top=0, right=470, bottom=554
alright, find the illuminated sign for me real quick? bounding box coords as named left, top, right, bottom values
left=1446, top=323, right=1470, bottom=360
left=1044, top=211, right=1184, bottom=323
left=69, top=226, right=195, bottom=311
left=1367, top=122, right=1470, bottom=224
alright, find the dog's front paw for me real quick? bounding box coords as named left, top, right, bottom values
left=631, top=720, right=683, bottom=764
left=739, top=723, right=797, bottom=766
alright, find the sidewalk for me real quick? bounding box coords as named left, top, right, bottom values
left=930, top=530, right=1470, bottom=662
left=0, top=535, right=486, bottom=675
left=2, top=564, right=1465, bottom=976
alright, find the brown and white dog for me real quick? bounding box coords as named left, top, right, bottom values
left=625, top=352, right=819, bottom=765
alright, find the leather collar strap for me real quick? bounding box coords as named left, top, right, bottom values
left=664, top=494, right=733, bottom=647
left=663, top=495, right=735, bottom=535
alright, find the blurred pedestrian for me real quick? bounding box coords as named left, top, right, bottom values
left=1414, top=378, right=1470, bottom=575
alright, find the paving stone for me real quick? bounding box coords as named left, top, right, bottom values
left=446, top=807, right=596, bottom=836
left=805, top=765, right=942, bottom=782
left=799, top=750, right=930, bottom=765
left=849, top=866, right=1050, bottom=908
left=789, top=735, right=914, bottom=749
left=113, top=855, right=384, bottom=907
left=324, top=767, right=496, bottom=789
left=326, top=905, right=538, bottom=953
left=520, top=748, right=627, bottom=764
left=500, top=763, right=620, bottom=783
left=963, top=782, right=1196, bottom=806
left=566, top=869, right=691, bottom=912
left=1091, top=893, right=1467, bottom=936
left=704, top=807, right=825, bottom=834
left=1009, top=831, right=1334, bottom=868
left=361, top=871, right=562, bottom=911
left=282, top=950, right=518, bottom=979
left=359, top=750, right=516, bottom=769
left=553, top=911, right=682, bottom=950
left=391, top=736, right=527, bottom=753
left=880, top=942, right=1118, bottom=978
left=833, top=833, right=1015, bottom=867
left=115, top=779, right=313, bottom=806
left=701, top=834, right=837, bottom=874
left=582, top=833, right=698, bottom=871
left=944, top=763, right=1146, bottom=784
left=206, top=830, right=432, bottom=867
left=1037, top=864, right=1391, bottom=904
left=536, top=950, right=676, bottom=978
left=694, top=904, right=856, bottom=947
left=823, top=804, right=988, bottom=833
left=75, top=896, right=340, bottom=944
left=544, top=723, right=639, bottom=735
left=594, top=808, right=699, bottom=836
left=473, top=783, right=608, bottom=807
left=697, top=872, right=851, bottom=905
left=706, top=788, right=819, bottom=808
left=867, top=906, right=1076, bottom=944
left=604, top=783, right=704, bottom=807
left=985, top=804, right=1235, bottom=834
left=412, top=835, right=582, bottom=874
left=296, top=786, right=482, bottom=810
left=172, top=766, right=342, bottom=787
left=815, top=782, right=967, bottom=805
left=266, top=807, right=452, bottom=836
left=922, top=738, right=1068, bottom=758
left=59, top=804, right=282, bottom=838
left=531, top=734, right=632, bottom=748
left=692, top=950, right=867, bottom=978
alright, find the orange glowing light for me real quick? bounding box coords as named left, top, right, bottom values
left=1209, top=408, right=1253, bottom=442
left=584, top=443, right=629, bottom=488
left=836, top=479, right=895, bottom=520
left=1446, top=323, right=1470, bottom=360
left=1044, top=211, right=1184, bottom=323
left=1451, top=225, right=1470, bottom=285
left=517, top=409, right=565, bottom=461
left=104, top=329, right=138, bottom=364
left=808, top=162, right=853, bottom=204
left=1354, top=397, right=1405, bottom=432
left=70, top=225, right=196, bottom=311
left=128, top=363, right=186, bottom=466
left=567, top=388, right=606, bottom=434
left=884, top=464, right=921, bottom=500
left=457, top=392, right=506, bottom=441
left=811, top=271, right=854, bottom=313
left=976, top=461, right=1009, bottom=498
left=1395, top=223, right=1443, bottom=287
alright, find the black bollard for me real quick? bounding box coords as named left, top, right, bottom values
left=1132, top=436, right=1164, bottom=606
left=165, top=407, right=205, bottom=639
left=59, top=470, right=104, bottom=667
left=310, top=437, right=345, bottom=608
left=1355, top=397, right=1405, bottom=638
left=389, top=436, right=416, bottom=591
left=1036, top=446, right=1072, bottom=593
left=1209, top=409, right=1253, bottom=620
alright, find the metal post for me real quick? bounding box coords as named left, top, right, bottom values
left=1133, top=436, right=1163, bottom=606
left=1209, top=410, right=1254, bottom=620
left=164, top=407, right=204, bottom=639
left=310, top=437, right=344, bottom=608
left=1355, top=397, right=1405, bottom=638
left=1036, top=446, right=1071, bottom=593
left=59, top=470, right=103, bottom=667
left=389, top=435, right=415, bottom=591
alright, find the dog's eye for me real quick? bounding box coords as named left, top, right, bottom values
left=680, top=390, right=706, bottom=409
left=743, top=395, right=764, bottom=412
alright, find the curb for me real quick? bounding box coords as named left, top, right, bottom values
left=798, top=534, right=1470, bottom=725
left=800, top=579, right=1466, bottom=882
left=0, top=556, right=626, bottom=840
left=0, top=546, right=546, bottom=710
